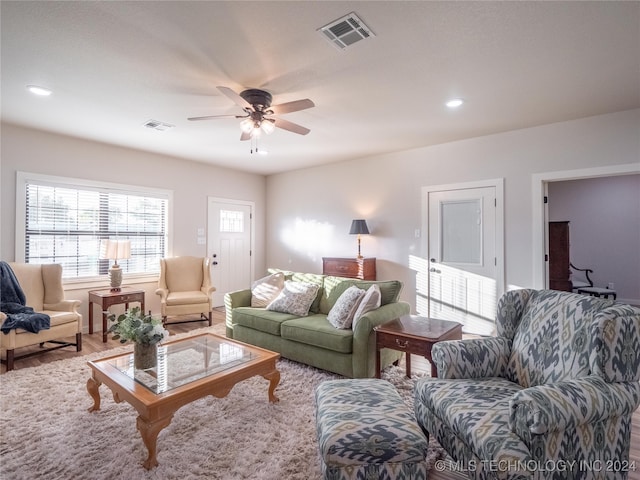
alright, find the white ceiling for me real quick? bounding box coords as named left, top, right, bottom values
left=2, top=1, right=639, bottom=175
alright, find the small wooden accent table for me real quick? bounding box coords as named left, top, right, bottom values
left=375, top=315, right=462, bottom=378
left=88, top=288, right=145, bottom=342
left=87, top=333, right=280, bottom=470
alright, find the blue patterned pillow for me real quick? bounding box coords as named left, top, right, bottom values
left=266, top=280, right=320, bottom=316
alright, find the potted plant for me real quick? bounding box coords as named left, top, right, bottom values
left=107, top=307, right=169, bottom=370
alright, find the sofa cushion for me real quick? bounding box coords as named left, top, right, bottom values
left=352, top=284, right=381, bottom=330
left=267, top=280, right=320, bottom=316
left=233, top=307, right=296, bottom=336
left=327, top=285, right=365, bottom=329
left=281, top=315, right=353, bottom=353
left=166, top=291, right=208, bottom=306
left=44, top=310, right=80, bottom=327
left=291, top=273, right=324, bottom=313
left=268, top=270, right=325, bottom=313
left=415, top=376, right=530, bottom=467
left=319, top=277, right=402, bottom=314
left=251, top=272, right=285, bottom=307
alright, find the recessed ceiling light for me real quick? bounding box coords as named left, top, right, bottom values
left=27, top=85, right=52, bottom=96
left=446, top=98, right=464, bottom=108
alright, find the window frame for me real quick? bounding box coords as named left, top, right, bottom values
left=16, top=171, right=173, bottom=286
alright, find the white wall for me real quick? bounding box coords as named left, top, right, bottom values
left=266, top=109, right=640, bottom=311
left=548, top=174, right=640, bottom=304
left=0, top=123, right=267, bottom=330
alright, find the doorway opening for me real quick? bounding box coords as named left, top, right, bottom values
left=532, top=163, right=640, bottom=303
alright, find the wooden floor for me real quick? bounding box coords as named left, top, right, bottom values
left=2, top=308, right=639, bottom=479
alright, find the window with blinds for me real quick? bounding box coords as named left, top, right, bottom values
left=19, top=173, right=169, bottom=280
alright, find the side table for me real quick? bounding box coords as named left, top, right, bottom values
left=577, top=286, right=617, bottom=300
left=375, top=315, right=462, bottom=378
left=89, top=288, right=145, bottom=342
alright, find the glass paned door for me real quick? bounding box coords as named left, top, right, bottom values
left=427, top=187, right=497, bottom=335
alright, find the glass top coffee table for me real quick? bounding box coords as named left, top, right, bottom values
left=86, top=332, right=280, bottom=469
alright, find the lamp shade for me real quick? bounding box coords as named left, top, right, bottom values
left=349, top=219, right=370, bottom=235
left=99, top=239, right=131, bottom=261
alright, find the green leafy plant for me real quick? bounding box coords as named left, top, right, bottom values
left=107, top=306, right=169, bottom=345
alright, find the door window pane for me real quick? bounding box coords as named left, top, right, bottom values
left=220, top=210, right=244, bottom=233
left=441, top=200, right=481, bottom=264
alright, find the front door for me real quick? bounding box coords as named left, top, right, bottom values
left=207, top=198, right=253, bottom=307
left=426, top=185, right=499, bottom=335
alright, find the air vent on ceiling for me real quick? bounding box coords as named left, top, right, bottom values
left=143, top=119, right=174, bottom=131
left=318, top=12, right=374, bottom=50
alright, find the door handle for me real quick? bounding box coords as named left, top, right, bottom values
left=429, top=267, right=441, bottom=274
left=212, top=261, right=219, bottom=265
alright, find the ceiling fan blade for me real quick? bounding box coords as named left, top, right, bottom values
left=270, top=99, right=315, bottom=115
left=218, top=86, right=252, bottom=109
left=273, top=117, right=311, bottom=135
left=240, top=130, right=252, bottom=141
left=187, top=114, right=244, bottom=121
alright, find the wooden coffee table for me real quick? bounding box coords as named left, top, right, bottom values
left=86, top=332, right=280, bottom=469
left=375, top=315, right=462, bottom=378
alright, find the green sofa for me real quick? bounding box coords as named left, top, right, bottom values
left=224, top=271, right=410, bottom=378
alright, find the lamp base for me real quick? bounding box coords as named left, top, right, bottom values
left=109, top=264, right=123, bottom=290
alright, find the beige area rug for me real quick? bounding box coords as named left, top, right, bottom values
left=0, top=326, right=446, bottom=479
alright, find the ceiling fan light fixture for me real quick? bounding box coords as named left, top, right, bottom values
left=192, top=86, right=314, bottom=141
left=251, top=125, right=263, bottom=138
left=240, top=118, right=254, bottom=133
left=261, top=119, right=275, bottom=135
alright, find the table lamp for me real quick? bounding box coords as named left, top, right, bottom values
left=349, top=219, right=370, bottom=259
left=100, top=239, right=131, bottom=291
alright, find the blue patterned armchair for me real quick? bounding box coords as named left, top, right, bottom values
left=414, top=289, right=640, bottom=480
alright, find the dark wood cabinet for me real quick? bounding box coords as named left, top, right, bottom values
left=322, top=257, right=376, bottom=280
left=548, top=221, right=572, bottom=292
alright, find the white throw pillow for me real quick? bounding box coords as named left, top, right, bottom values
left=352, top=284, right=382, bottom=330
left=266, top=280, right=320, bottom=316
left=327, top=285, right=366, bottom=329
left=251, top=272, right=285, bottom=307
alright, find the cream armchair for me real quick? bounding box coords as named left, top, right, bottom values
left=155, top=256, right=215, bottom=326
left=0, top=263, right=82, bottom=371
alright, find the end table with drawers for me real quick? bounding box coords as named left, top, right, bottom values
left=88, top=287, right=145, bottom=342
left=375, top=314, right=462, bottom=378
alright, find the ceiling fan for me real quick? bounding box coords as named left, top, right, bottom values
left=188, top=86, right=315, bottom=141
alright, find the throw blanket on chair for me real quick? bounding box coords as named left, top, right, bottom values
left=0, top=261, right=50, bottom=334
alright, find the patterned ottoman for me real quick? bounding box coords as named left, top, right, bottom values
left=315, top=379, right=429, bottom=480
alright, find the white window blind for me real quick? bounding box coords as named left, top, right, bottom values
left=20, top=174, right=169, bottom=280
